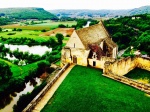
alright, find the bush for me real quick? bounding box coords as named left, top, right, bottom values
left=41, top=29, right=46, bottom=32
left=7, top=32, right=16, bottom=35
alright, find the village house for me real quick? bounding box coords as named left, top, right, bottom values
left=61, top=21, right=118, bottom=68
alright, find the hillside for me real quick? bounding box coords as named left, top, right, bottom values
left=49, top=5, right=150, bottom=18
left=0, top=7, right=58, bottom=20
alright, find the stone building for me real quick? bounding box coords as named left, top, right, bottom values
left=61, top=21, right=118, bottom=67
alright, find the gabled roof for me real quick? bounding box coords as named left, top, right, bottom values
left=75, top=21, right=117, bottom=49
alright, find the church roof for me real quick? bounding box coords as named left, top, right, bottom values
left=75, top=21, right=117, bottom=49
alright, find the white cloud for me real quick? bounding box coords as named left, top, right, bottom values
left=0, top=0, right=150, bottom=10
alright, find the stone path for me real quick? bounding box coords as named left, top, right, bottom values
left=32, top=64, right=75, bottom=112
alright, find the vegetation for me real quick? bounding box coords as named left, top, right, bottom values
left=0, top=60, right=49, bottom=100
left=75, top=19, right=99, bottom=29
left=125, top=68, right=150, bottom=84
left=13, top=81, right=47, bottom=112
left=42, top=65, right=150, bottom=112
left=0, top=7, right=58, bottom=20
left=0, top=17, right=12, bottom=25
left=56, top=33, right=64, bottom=45
left=104, top=14, right=150, bottom=55
left=0, top=60, right=12, bottom=80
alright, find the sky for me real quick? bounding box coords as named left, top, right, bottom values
left=0, top=0, right=150, bottom=10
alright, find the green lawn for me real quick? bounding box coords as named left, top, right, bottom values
left=125, top=68, right=150, bottom=84
left=42, top=65, right=150, bottom=112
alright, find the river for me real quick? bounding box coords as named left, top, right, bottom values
left=0, top=78, right=42, bottom=112
left=4, top=44, right=52, bottom=56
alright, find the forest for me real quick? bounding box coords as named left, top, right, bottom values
left=104, top=14, right=150, bottom=55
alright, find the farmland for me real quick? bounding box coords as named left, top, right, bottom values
left=1, top=20, right=77, bottom=30
left=42, top=65, right=150, bottom=112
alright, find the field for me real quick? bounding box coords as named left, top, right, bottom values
left=31, top=20, right=77, bottom=29
left=40, top=28, right=74, bottom=37
left=42, top=65, right=150, bottom=112
left=1, top=24, right=51, bottom=30
left=125, top=68, right=150, bottom=84
left=0, top=30, right=50, bottom=42
left=1, top=20, right=77, bottom=30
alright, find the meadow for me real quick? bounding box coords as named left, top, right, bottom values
left=0, top=30, right=49, bottom=42
left=42, top=65, right=150, bottom=112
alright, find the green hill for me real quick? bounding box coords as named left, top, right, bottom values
left=0, top=7, right=58, bottom=20
left=49, top=5, right=150, bottom=18
left=129, top=6, right=150, bottom=15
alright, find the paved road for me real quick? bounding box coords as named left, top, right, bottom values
left=32, top=64, right=75, bottom=112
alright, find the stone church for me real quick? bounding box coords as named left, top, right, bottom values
left=61, top=21, right=118, bottom=68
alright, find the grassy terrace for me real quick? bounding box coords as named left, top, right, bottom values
left=125, top=68, right=150, bottom=84
left=42, top=65, right=150, bottom=112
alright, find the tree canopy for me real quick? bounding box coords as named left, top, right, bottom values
left=0, top=61, right=12, bottom=80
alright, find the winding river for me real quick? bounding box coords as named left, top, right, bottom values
left=0, top=78, right=42, bottom=112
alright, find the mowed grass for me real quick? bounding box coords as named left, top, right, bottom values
left=42, top=65, right=150, bottom=112
left=125, top=68, right=150, bottom=84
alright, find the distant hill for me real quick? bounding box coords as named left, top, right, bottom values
left=129, top=6, right=150, bottom=15
left=49, top=5, right=150, bottom=18
left=0, top=7, right=58, bottom=20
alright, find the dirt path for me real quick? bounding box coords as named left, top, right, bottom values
left=32, top=64, right=75, bottom=112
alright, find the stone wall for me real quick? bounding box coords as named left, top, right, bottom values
left=136, top=57, right=150, bottom=71
left=88, top=56, right=116, bottom=69
left=104, top=56, right=150, bottom=76
left=103, top=56, right=150, bottom=94
left=61, top=48, right=90, bottom=66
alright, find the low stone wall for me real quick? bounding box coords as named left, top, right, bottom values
left=23, top=63, right=70, bottom=112
left=103, top=56, right=150, bottom=94
left=103, top=72, right=150, bottom=95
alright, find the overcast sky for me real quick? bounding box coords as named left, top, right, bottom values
left=0, top=0, right=150, bottom=10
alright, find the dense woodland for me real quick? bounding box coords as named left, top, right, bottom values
left=0, top=7, right=58, bottom=20
left=104, top=14, right=150, bottom=55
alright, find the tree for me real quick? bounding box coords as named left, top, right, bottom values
left=0, top=61, right=12, bottom=80
left=0, top=27, right=2, bottom=32
left=56, top=33, right=64, bottom=44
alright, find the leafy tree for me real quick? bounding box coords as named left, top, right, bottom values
left=58, top=24, right=66, bottom=28
left=137, top=31, right=150, bottom=55
left=56, top=33, right=64, bottom=44
left=0, top=61, right=12, bottom=80
left=41, top=29, right=46, bottom=32
left=0, top=27, right=2, bottom=32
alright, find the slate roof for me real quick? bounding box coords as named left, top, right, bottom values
left=75, top=21, right=117, bottom=50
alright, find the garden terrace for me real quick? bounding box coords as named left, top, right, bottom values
left=41, top=65, right=150, bottom=112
